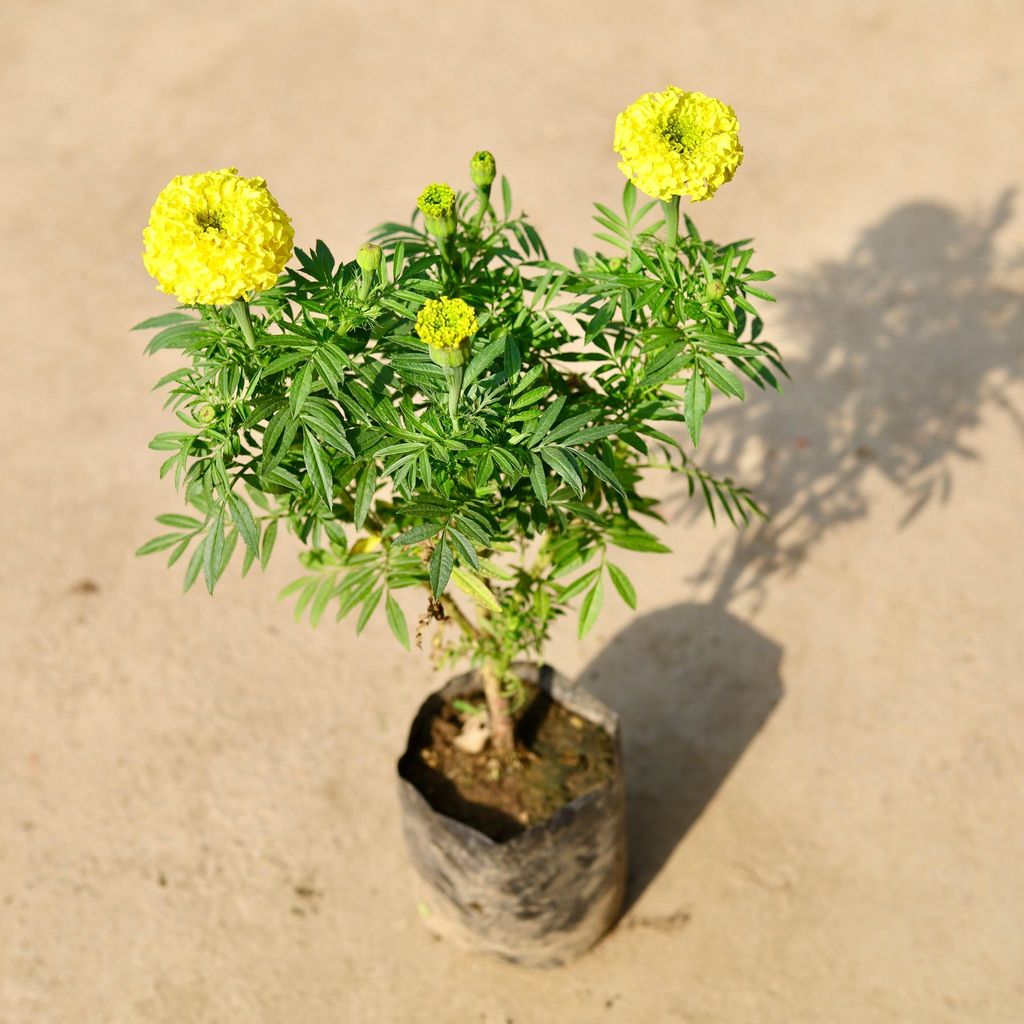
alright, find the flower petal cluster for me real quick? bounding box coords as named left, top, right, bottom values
left=417, top=182, right=458, bottom=239
left=415, top=297, right=479, bottom=351
left=613, top=87, right=743, bottom=202
left=143, top=168, right=294, bottom=305
left=417, top=182, right=456, bottom=220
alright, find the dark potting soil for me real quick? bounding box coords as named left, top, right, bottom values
left=401, top=681, right=617, bottom=843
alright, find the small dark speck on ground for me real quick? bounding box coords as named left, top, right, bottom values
left=70, top=579, right=100, bottom=595
left=291, top=882, right=323, bottom=917
left=622, top=908, right=692, bottom=932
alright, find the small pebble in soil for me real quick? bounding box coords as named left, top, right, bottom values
left=453, top=714, right=492, bottom=754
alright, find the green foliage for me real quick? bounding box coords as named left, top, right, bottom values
left=135, top=172, right=784, bottom=674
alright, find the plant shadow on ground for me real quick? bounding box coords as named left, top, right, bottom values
left=580, top=603, right=783, bottom=912
left=680, top=191, right=1024, bottom=606
left=579, top=193, right=1024, bottom=911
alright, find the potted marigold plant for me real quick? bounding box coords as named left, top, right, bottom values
left=135, top=87, right=784, bottom=965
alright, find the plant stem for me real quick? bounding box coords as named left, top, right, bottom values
left=358, top=270, right=373, bottom=303
left=438, top=235, right=458, bottom=290
left=446, top=364, right=463, bottom=430
left=662, top=195, right=680, bottom=249
left=423, top=584, right=514, bottom=754
left=471, top=189, right=491, bottom=231
left=481, top=661, right=514, bottom=754
left=230, top=299, right=256, bottom=350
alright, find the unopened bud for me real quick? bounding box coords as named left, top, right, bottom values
left=704, top=280, right=726, bottom=301
left=356, top=242, right=382, bottom=273
left=195, top=403, right=216, bottom=423
left=469, top=150, right=496, bottom=189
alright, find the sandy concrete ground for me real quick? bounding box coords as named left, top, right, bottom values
left=2, top=2, right=1023, bottom=1021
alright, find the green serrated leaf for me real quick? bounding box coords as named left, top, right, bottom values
left=354, top=462, right=378, bottom=529
left=385, top=594, right=410, bottom=649
left=226, top=492, right=260, bottom=556
left=463, top=337, right=505, bottom=389
left=393, top=522, right=442, bottom=546
left=355, top=587, right=383, bottom=634
left=429, top=534, right=454, bottom=597
left=448, top=527, right=480, bottom=570
left=528, top=453, right=548, bottom=504
left=261, top=519, right=278, bottom=568
left=289, top=361, right=313, bottom=417
left=685, top=367, right=708, bottom=447
left=558, top=567, right=601, bottom=601
left=135, top=533, right=185, bottom=556
left=203, top=515, right=226, bottom=594
left=302, top=431, right=333, bottom=507
left=699, top=356, right=745, bottom=400
left=606, top=562, right=637, bottom=609
left=608, top=526, right=671, bottom=554
left=451, top=566, right=501, bottom=613
left=578, top=580, right=604, bottom=639
left=540, top=447, right=583, bottom=497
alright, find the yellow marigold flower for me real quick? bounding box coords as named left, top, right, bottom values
left=415, top=297, right=479, bottom=351
left=142, top=168, right=294, bottom=305
left=613, top=87, right=743, bottom=203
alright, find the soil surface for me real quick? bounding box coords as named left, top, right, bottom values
left=401, top=683, right=617, bottom=841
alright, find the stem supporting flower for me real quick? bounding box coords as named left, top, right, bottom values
left=446, top=363, right=463, bottom=430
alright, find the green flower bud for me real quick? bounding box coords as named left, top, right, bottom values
left=417, top=182, right=457, bottom=239
left=704, top=280, right=726, bottom=301
left=356, top=242, right=382, bottom=273
left=470, top=150, right=496, bottom=189
left=195, top=403, right=216, bottom=423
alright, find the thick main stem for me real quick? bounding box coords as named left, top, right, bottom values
left=481, top=662, right=514, bottom=754
left=431, top=588, right=515, bottom=754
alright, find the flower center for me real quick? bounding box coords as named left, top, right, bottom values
left=661, top=116, right=707, bottom=155
left=195, top=208, right=224, bottom=234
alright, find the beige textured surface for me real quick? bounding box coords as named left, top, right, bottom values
left=2, top=2, right=1023, bottom=1021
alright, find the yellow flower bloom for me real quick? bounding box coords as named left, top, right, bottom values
left=613, top=87, right=743, bottom=202
left=143, top=168, right=294, bottom=305
left=415, top=297, right=479, bottom=351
